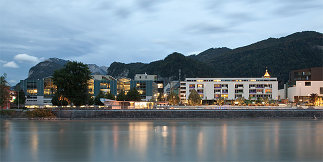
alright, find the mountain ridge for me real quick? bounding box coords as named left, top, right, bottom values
left=24, top=31, right=323, bottom=88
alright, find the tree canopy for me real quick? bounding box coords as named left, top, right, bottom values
left=116, top=90, right=126, bottom=101
left=51, top=93, right=68, bottom=106
left=53, top=61, right=92, bottom=106
left=167, top=91, right=179, bottom=105
left=0, top=73, right=10, bottom=108
left=188, top=89, right=201, bottom=106
left=105, top=92, right=115, bottom=100
left=126, top=88, right=141, bottom=101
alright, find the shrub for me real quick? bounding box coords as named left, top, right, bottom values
left=26, top=109, right=56, bottom=118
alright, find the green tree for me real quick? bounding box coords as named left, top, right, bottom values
left=126, top=88, right=141, bottom=101
left=51, top=93, right=68, bottom=106
left=309, top=93, right=318, bottom=106
left=216, top=97, right=225, bottom=106
left=0, top=73, right=10, bottom=108
left=116, top=90, right=126, bottom=101
left=188, top=89, right=201, bottom=106
left=88, top=96, right=94, bottom=105
left=157, top=93, right=165, bottom=101
left=167, top=91, right=179, bottom=105
left=94, top=91, right=105, bottom=106
left=53, top=61, right=92, bottom=106
left=14, top=90, right=26, bottom=108
left=105, top=92, right=115, bottom=100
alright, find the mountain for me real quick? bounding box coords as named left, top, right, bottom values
left=107, top=31, right=323, bottom=88
left=27, top=58, right=108, bottom=79
left=107, top=52, right=216, bottom=82
left=25, top=31, right=322, bottom=89
left=188, top=31, right=323, bottom=87
left=28, top=58, right=68, bottom=79
left=87, top=64, right=108, bottom=75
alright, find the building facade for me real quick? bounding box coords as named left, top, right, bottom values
left=286, top=81, right=323, bottom=103
left=19, top=74, right=159, bottom=106
left=289, top=67, right=323, bottom=85
left=180, top=77, right=278, bottom=103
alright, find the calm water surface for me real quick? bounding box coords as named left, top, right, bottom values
left=1, top=119, right=323, bottom=161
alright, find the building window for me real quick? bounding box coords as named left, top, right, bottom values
left=189, top=84, right=195, bottom=89
left=249, top=89, right=256, bottom=94
left=235, top=94, right=242, bottom=98
left=235, top=89, right=243, bottom=93
left=221, top=94, right=228, bottom=99
left=265, top=89, right=272, bottom=94
left=214, top=84, right=221, bottom=88
left=197, top=84, right=204, bottom=88
left=214, top=89, right=221, bottom=93
left=222, top=84, right=228, bottom=88
left=197, top=89, right=203, bottom=94
left=235, top=84, right=243, bottom=88
left=305, top=82, right=311, bottom=86
left=222, top=89, right=228, bottom=94
left=249, top=84, right=256, bottom=88
left=320, top=87, right=323, bottom=94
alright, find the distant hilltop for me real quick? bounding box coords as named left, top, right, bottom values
left=26, top=31, right=323, bottom=88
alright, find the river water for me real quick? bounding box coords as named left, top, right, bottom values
left=1, top=119, right=323, bottom=161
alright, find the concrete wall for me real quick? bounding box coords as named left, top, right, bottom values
left=52, top=109, right=323, bottom=119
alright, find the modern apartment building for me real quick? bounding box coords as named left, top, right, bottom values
left=180, top=70, right=278, bottom=103
left=19, top=76, right=56, bottom=106
left=289, top=67, right=323, bottom=85
left=19, top=74, right=159, bottom=106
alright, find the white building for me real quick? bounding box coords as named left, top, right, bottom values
left=134, top=73, right=157, bottom=81
left=180, top=71, right=278, bottom=102
left=285, top=81, right=323, bottom=102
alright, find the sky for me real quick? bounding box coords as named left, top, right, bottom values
left=1, top=0, right=323, bottom=85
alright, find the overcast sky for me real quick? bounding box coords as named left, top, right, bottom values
left=1, top=0, right=322, bottom=85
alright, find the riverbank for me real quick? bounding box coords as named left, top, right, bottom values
left=1, top=109, right=322, bottom=119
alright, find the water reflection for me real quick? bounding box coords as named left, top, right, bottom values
left=1, top=120, right=323, bottom=161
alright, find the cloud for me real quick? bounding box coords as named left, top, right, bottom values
left=186, top=23, right=234, bottom=35
left=3, top=61, right=19, bottom=68
left=14, top=53, right=43, bottom=63
left=0, top=59, right=6, bottom=64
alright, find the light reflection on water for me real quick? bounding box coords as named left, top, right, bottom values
left=1, top=120, right=323, bottom=161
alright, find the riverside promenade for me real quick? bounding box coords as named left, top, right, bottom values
left=2, top=107, right=323, bottom=119
left=52, top=108, right=323, bottom=119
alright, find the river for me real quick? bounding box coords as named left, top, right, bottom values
left=1, top=119, right=323, bottom=161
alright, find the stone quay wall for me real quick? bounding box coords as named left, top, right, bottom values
left=52, top=109, right=323, bottom=119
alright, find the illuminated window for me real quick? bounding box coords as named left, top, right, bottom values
left=221, top=94, right=228, bottom=99
left=197, top=84, right=204, bottom=88
left=214, top=84, right=221, bottom=88
left=265, top=89, right=272, bottom=94
left=256, top=89, right=263, bottom=93
left=189, top=84, right=195, bottom=89
left=27, top=89, right=37, bottom=95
